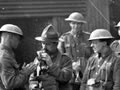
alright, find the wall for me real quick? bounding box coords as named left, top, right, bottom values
left=86, top=0, right=110, bottom=32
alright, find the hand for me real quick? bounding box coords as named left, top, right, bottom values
left=72, top=60, right=80, bottom=71
left=22, top=62, right=37, bottom=75
left=34, top=58, right=40, bottom=65
left=41, top=53, right=53, bottom=67
left=87, top=78, right=95, bottom=85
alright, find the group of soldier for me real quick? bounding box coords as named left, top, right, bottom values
left=0, top=12, right=120, bottom=90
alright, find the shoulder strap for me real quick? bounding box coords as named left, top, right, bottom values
left=95, top=54, right=115, bottom=83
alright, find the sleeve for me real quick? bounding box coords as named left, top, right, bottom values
left=0, top=56, right=29, bottom=89
left=58, top=35, right=66, bottom=54
left=48, top=55, right=72, bottom=82
left=80, top=58, right=92, bottom=90
left=113, top=58, right=120, bottom=90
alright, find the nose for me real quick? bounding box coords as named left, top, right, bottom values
left=74, top=23, right=78, bottom=27
left=91, top=43, right=94, bottom=47
left=42, top=43, right=47, bottom=49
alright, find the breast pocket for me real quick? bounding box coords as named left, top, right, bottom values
left=100, top=68, right=106, bottom=81
left=100, top=62, right=112, bottom=81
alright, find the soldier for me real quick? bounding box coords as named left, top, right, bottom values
left=80, top=29, right=120, bottom=90
left=58, top=12, right=93, bottom=90
left=0, top=24, right=37, bottom=90
left=29, top=24, right=72, bottom=90
left=110, top=21, right=120, bottom=57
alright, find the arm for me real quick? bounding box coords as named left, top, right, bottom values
left=48, top=55, right=72, bottom=82
left=113, top=58, right=120, bottom=90
left=1, top=56, right=36, bottom=89
left=80, top=58, right=92, bottom=90
left=58, top=36, right=66, bottom=54
left=58, top=34, right=74, bottom=60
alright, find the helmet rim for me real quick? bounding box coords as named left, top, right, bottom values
left=88, top=29, right=114, bottom=41
left=65, top=18, right=87, bottom=23
left=0, top=24, right=23, bottom=36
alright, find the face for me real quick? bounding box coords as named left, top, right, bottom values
left=69, top=21, right=83, bottom=33
left=11, top=34, right=21, bottom=49
left=90, top=39, right=105, bottom=53
left=41, top=41, right=58, bottom=55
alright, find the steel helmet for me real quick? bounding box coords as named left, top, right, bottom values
left=88, top=29, right=114, bottom=40
left=0, top=24, right=23, bottom=36
left=65, top=12, right=87, bottom=23
left=115, top=21, right=120, bottom=27
left=35, top=24, right=59, bottom=42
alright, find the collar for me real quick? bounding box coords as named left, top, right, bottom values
left=70, top=30, right=84, bottom=38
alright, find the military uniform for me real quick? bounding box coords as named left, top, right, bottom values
left=58, top=31, right=93, bottom=90
left=29, top=51, right=72, bottom=90
left=0, top=44, right=30, bottom=90
left=59, top=31, right=92, bottom=72
left=80, top=49, right=120, bottom=90
left=29, top=24, right=73, bottom=90
left=0, top=24, right=37, bottom=90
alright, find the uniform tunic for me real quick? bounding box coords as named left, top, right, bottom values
left=80, top=48, right=120, bottom=90
left=58, top=31, right=93, bottom=90
left=58, top=31, right=92, bottom=73
left=29, top=51, right=72, bottom=90
left=0, top=44, right=30, bottom=90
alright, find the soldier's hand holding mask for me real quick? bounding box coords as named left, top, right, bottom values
left=41, top=52, right=53, bottom=67
left=72, top=60, right=80, bottom=71
left=22, top=62, right=37, bottom=75
left=87, top=78, right=95, bottom=86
